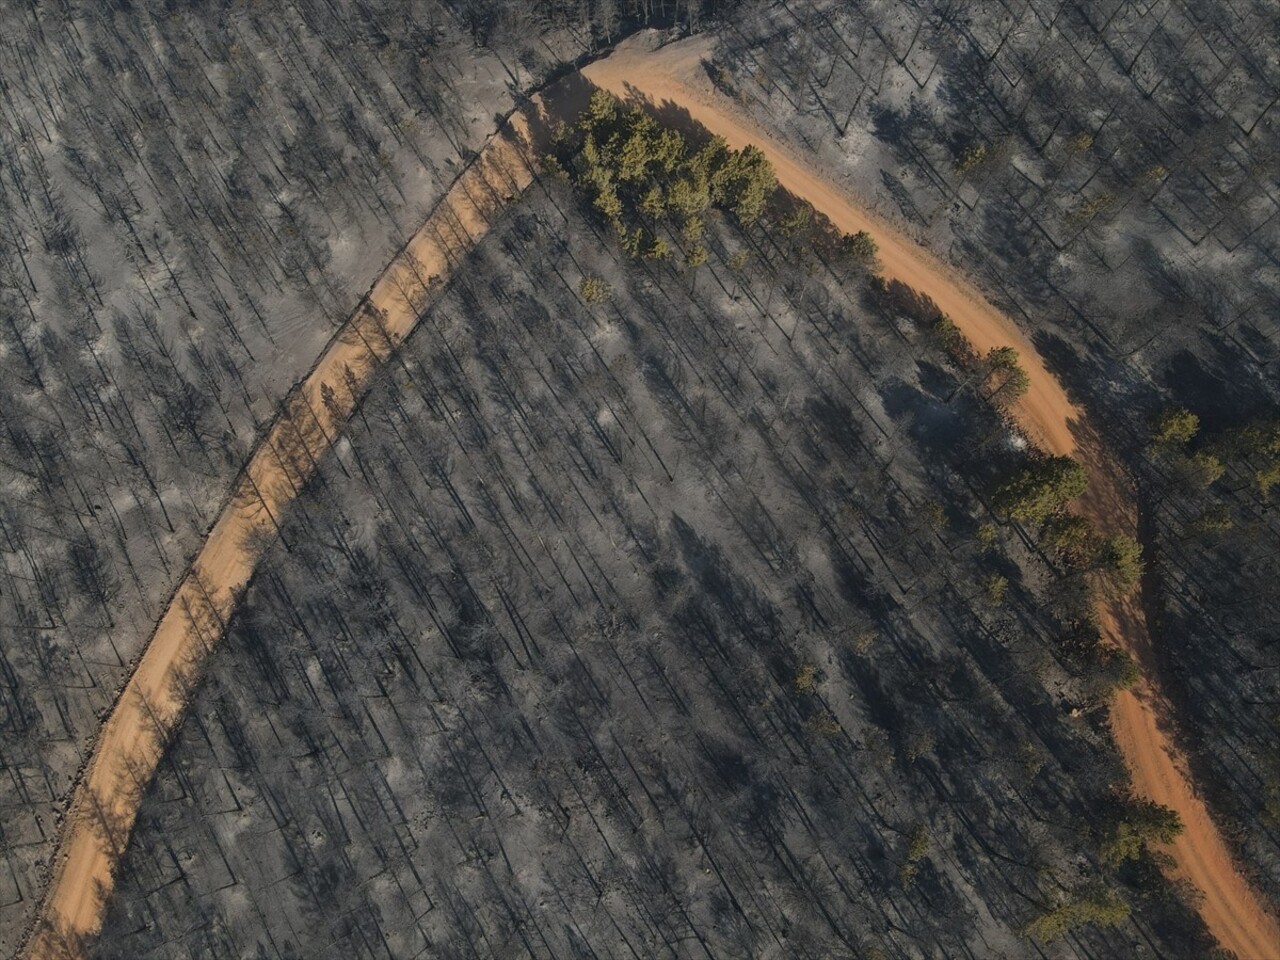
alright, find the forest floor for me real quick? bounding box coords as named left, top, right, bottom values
left=580, top=30, right=1278, bottom=959
left=25, top=27, right=1278, bottom=960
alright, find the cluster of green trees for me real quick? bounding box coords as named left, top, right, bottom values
left=920, top=304, right=1145, bottom=691
left=1098, top=795, right=1184, bottom=866
left=994, top=455, right=1144, bottom=598
left=991, top=453, right=1144, bottom=692
left=1022, top=795, right=1182, bottom=942
left=549, top=90, right=777, bottom=263
left=1024, top=886, right=1130, bottom=942
left=930, top=318, right=1031, bottom=411
left=1150, top=406, right=1280, bottom=502
left=994, top=455, right=1088, bottom=525
left=551, top=90, right=881, bottom=280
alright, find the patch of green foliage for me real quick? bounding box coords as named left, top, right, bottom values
left=1094, top=643, right=1140, bottom=695
left=982, top=573, right=1009, bottom=607
left=1224, top=421, right=1280, bottom=498
left=1099, top=796, right=1183, bottom=866
left=1150, top=407, right=1199, bottom=448
left=994, top=455, right=1088, bottom=526
left=931, top=315, right=971, bottom=365
left=552, top=90, right=777, bottom=258
left=840, top=229, right=879, bottom=271
left=1024, top=887, right=1130, bottom=942
left=1041, top=517, right=1142, bottom=595
left=1095, top=533, right=1143, bottom=595
left=1041, top=514, right=1096, bottom=565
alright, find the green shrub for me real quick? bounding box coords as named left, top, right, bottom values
left=1151, top=407, right=1199, bottom=448
left=578, top=276, right=612, bottom=304
left=983, top=347, right=1031, bottom=408
left=685, top=244, right=709, bottom=268
left=841, top=229, right=879, bottom=268
left=1188, top=506, right=1233, bottom=536
left=1041, top=515, right=1097, bottom=565
left=994, top=456, right=1088, bottom=526
left=1180, top=450, right=1225, bottom=490
left=794, top=663, right=818, bottom=694
left=1096, top=534, right=1143, bottom=595
left=1100, top=797, right=1183, bottom=865
left=1025, top=888, right=1129, bottom=942
left=931, top=314, right=977, bottom=368
left=1095, top=644, right=1140, bottom=694
left=983, top=573, right=1009, bottom=607
left=778, top=205, right=812, bottom=237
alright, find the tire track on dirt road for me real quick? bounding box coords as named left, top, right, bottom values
left=580, top=31, right=1279, bottom=959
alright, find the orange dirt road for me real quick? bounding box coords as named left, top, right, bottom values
left=23, top=109, right=538, bottom=959
left=24, top=30, right=1279, bottom=960
left=584, top=30, right=1279, bottom=960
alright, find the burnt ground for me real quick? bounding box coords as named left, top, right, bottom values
left=98, top=182, right=1213, bottom=959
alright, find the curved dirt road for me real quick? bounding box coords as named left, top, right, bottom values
left=581, top=31, right=1279, bottom=959
left=25, top=29, right=1278, bottom=960
left=23, top=110, right=539, bottom=959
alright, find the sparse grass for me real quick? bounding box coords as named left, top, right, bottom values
left=954, top=143, right=987, bottom=175
left=794, top=662, right=818, bottom=694
left=579, top=276, right=612, bottom=303
left=852, top=629, right=877, bottom=656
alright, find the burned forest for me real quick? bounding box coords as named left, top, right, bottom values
left=1, top=1, right=1277, bottom=959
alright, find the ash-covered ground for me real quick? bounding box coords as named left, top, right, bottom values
left=99, top=183, right=1212, bottom=958
left=4, top=0, right=1277, bottom=956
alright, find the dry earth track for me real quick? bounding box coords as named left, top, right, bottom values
left=22, top=29, right=1279, bottom=960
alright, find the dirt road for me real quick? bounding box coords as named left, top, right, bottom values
left=23, top=110, right=538, bottom=959
left=26, top=30, right=1277, bottom=960
left=582, top=31, right=1279, bottom=959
